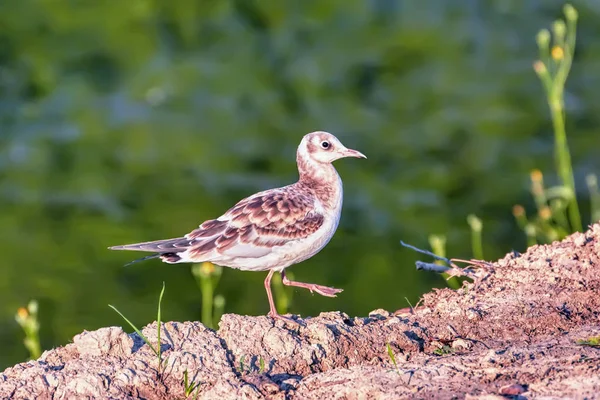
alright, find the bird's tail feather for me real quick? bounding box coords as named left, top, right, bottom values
left=108, top=237, right=192, bottom=253
left=110, top=238, right=190, bottom=266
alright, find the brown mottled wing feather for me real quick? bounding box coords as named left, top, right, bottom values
left=185, top=187, right=324, bottom=260
left=109, top=237, right=193, bottom=252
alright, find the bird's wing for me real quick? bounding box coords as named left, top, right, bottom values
left=185, top=187, right=324, bottom=260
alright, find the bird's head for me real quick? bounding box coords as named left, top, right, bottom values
left=297, top=131, right=366, bottom=165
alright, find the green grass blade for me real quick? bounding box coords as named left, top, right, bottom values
left=386, top=343, right=400, bottom=375
left=259, top=356, right=265, bottom=374
left=183, top=369, right=190, bottom=394
left=239, top=355, right=246, bottom=373
left=157, top=282, right=165, bottom=367
left=109, top=304, right=159, bottom=358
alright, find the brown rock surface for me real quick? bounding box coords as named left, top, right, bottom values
left=2, top=225, right=600, bottom=399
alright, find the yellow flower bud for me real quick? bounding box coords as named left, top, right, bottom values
left=200, top=262, right=215, bottom=275
left=530, top=169, right=543, bottom=183
left=17, top=307, right=29, bottom=320
left=512, top=205, right=525, bottom=218
left=551, top=46, right=564, bottom=60
left=539, top=207, right=552, bottom=220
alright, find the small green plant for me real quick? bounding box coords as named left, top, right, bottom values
left=15, top=300, right=41, bottom=360
left=519, top=4, right=583, bottom=242
left=576, top=336, right=600, bottom=347
left=433, top=344, right=454, bottom=356
left=386, top=343, right=401, bottom=375
left=237, top=355, right=246, bottom=373
left=258, top=355, right=265, bottom=374
left=182, top=369, right=201, bottom=399
left=109, top=282, right=168, bottom=374
left=191, top=262, right=224, bottom=329
left=466, top=214, right=484, bottom=260
left=515, top=170, right=572, bottom=244
left=512, top=5, right=599, bottom=243
left=236, top=354, right=267, bottom=374
left=428, top=234, right=460, bottom=289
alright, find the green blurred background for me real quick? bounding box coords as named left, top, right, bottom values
left=1, top=0, right=600, bottom=368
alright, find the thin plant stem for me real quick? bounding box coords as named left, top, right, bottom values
left=586, top=174, right=600, bottom=223
left=428, top=234, right=459, bottom=289
left=467, top=214, right=484, bottom=260
left=535, top=4, right=582, bottom=233
left=200, top=272, right=213, bottom=328
left=156, top=282, right=165, bottom=369
left=15, top=301, right=41, bottom=360
left=192, top=262, right=222, bottom=329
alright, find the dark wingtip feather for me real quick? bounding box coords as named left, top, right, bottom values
left=123, top=253, right=161, bottom=267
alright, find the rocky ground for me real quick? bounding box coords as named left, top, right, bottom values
left=2, top=225, right=600, bottom=399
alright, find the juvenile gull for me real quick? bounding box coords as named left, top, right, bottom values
left=109, top=131, right=366, bottom=322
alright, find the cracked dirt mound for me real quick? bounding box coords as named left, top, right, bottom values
left=2, top=225, right=600, bottom=399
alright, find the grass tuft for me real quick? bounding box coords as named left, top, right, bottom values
left=183, top=369, right=201, bottom=399
left=235, top=354, right=267, bottom=374
left=109, top=282, right=167, bottom=373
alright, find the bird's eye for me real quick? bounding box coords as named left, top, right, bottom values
left=321, top=141, right=330, bottom=149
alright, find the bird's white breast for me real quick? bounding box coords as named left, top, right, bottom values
left=281, top=179, right=343, bottom=268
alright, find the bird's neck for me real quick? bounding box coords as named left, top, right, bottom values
left=297, top=155, right=343, bottom=210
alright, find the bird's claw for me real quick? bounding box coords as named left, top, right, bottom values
left=310, top=284, right=343, bottom=297
left=268, top=312, right=302, bottom=326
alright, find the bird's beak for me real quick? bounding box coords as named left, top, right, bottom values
left=342, top=148, right=367, bottom=159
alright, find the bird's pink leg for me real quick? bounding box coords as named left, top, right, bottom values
left=264, top=270, right=279, bottom=318
left=281, top=270, right=343, bottom=297
left=264, top=270, right=299, bottom=325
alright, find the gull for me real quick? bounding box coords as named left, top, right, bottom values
left=109, top=131, right=366, bottom=322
